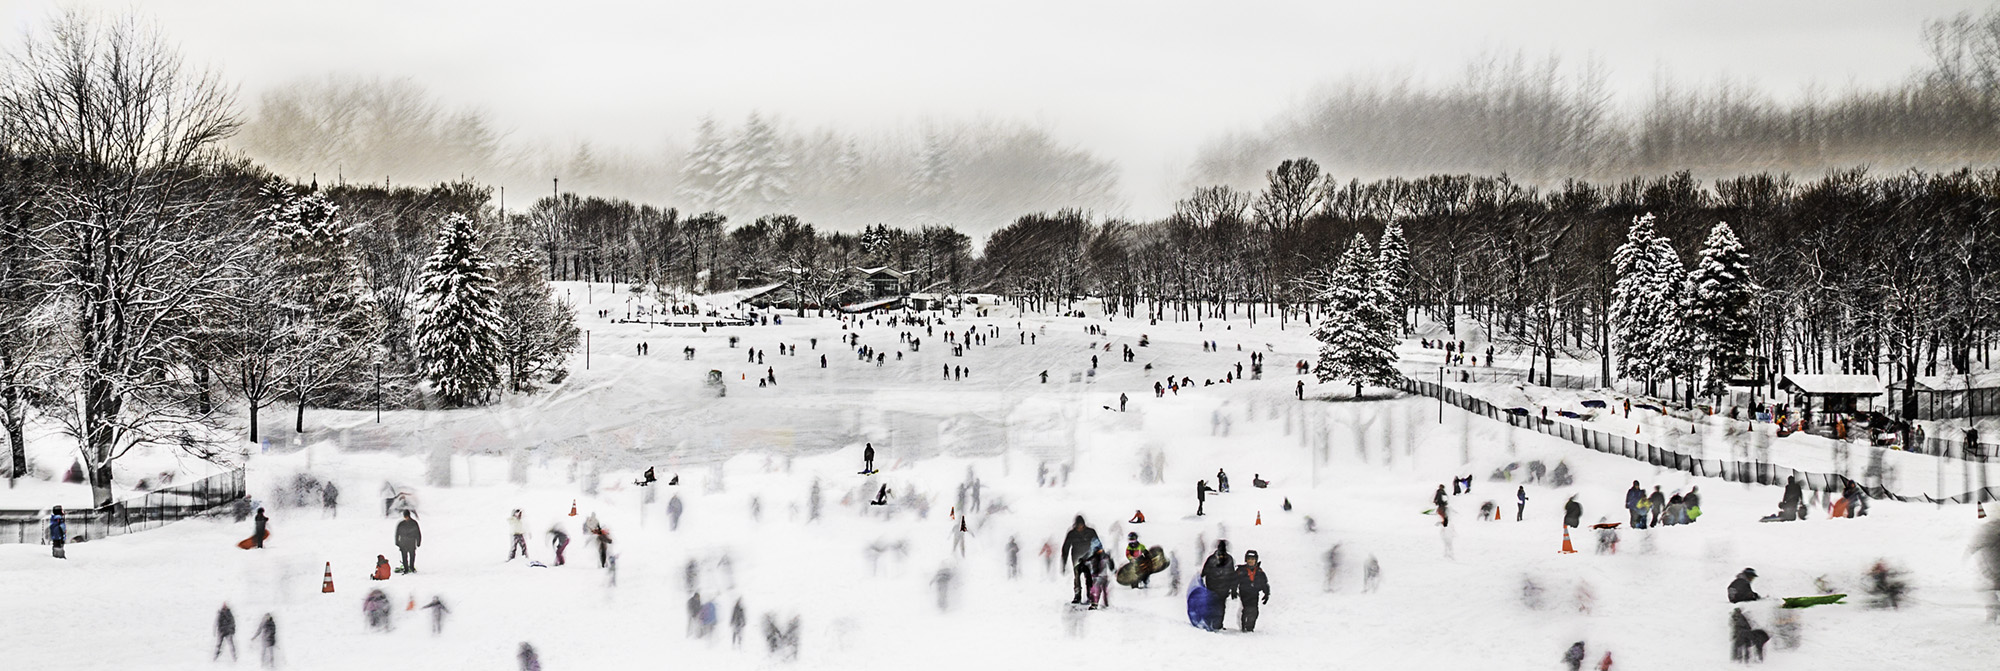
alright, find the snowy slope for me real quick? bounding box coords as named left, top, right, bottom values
left=2, top=291, right=1996, bottom=670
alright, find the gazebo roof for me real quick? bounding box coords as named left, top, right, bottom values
left=1780, top=374, right=1885, bottom=397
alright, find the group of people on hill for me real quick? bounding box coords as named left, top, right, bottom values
left=1624, top=481, right=1702, bottom=529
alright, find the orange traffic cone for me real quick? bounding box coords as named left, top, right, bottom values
left=321, top=562, right=336, bottom=593
left=407, top=595, right=416, bottom=611
left=1559, top=527, right=1577, bottom=554
left=1255, top=512, right=1262, bottom=526
left=949, top=506, right=956, bottom=519
left=569, top=500, right=578, bottom=517
left=1495, top=507, right=1502, bottom=521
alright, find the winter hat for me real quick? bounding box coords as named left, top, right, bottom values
left=1243, top=550, right=1258, bottom=561
left=1128, top=532, right=1138, bottom=540
left=1741, top=568, right=1758, bottom=578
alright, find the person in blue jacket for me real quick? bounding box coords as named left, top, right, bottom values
left=49, top=505, right=67, bottom=559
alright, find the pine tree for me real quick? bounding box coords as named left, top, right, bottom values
left=1687, top=222, right=1757, bottom=400
left=678, top=116, right=729, bottom=212
left=723, top=112, right=792, bottom=216
left=413, top=213, right=503, bottom=407
left=1609, top=215, right=1662, bottom=385
left=1651, top=236, right=1696, bottom=403
left=1314, top=233, right=1402, bottom=397
left=1374, top=221, right=1411, bottom=334
left=497, top=245, right=579, bottom=393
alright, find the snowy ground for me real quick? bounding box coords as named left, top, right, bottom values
left=4, top=289, right=1998, bottom=670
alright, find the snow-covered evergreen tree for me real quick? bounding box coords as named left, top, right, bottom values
left=1314, top=233, right=1402, bottom=397
left=1374, top=221, right=1411, bottom=333
left=723, top=112, right=793, bottom=216
left=677, top=116, right=729, bottom=212
left=1651, top=235, right=1697, bottom=401
left=413, top=213, right=503, bottom=407
left=497, top=246, right=579, bottom=393
left=1687, top=222, right=1757, bottom=399
left=1609, top=215, right=1663, bottom=384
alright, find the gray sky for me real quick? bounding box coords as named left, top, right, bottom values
left=4, top=0, right=1988, bottom=218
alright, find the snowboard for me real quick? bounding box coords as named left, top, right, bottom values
left=1591, top=522, right=1622, bottom=529
left=1781, top=594, right=1846, bottom=609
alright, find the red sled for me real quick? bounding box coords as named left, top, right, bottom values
left=1590, top=522, right=1622, bottom=529
left=236, top=531, right=270, bottom=549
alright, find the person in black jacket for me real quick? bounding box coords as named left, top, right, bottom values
left=1061, top=516, right=1102, bottom=604
left=252, top=508, right=270, bottom=548
left=395, top=511, right=421, bottom=573
left=253, top=614, right=277, bottom=668
left=1202, top=540, right=1237, bottom=629
left=1196, top=480, right=1215, bottom=516
left=1233, top=550, right=1271, bottom=632
left=862, top=443, right=875, bottom=474
left=214, top=603, right=237, bottom=661
left=1624, top=481, right=1644, bottom=528
left=1728, top=568, right=1761, bottom=603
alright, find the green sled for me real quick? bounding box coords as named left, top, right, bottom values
left=1781, top=594, right=1846, bottom=609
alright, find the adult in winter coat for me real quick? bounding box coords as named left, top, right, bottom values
left=863, top=443, right=875, bottom=473
left=508, top=510, right=530, bottom=560
left=1684, top=486, right=1703, bottom=522
left=1233, top=550, right=1271, bottom=632
left=1217, top=469, right=1230, bottom=493
left=1647, top=487, right=1665, bottom=527
left=1202, top=541, right=1237, bottom=629
left=731, top=599, right=748, bottom=648
left=1780, top=477, right=1804, bottom=521
left=1623, top=482, right=1644, bottom=529
left=253, top=614, right=277, bottom=668
left=1728, top=568, right=1761, bottom=603
left=1196, top=480, right=1215, bottom=516
left=1515, top=486, right=1528, bottom=521
left=252, top=508, right=270, bottom=548
left=668, top=494, right=685, bottom=530
left=1061, top=516, right=1103, bottom=603
left=395, top=511, right=421, bottom=573
left=47, top=505, right=68, bottom=559
left=214, top=603, right=237, bottom=661
left=1563, top=496, right=1583, bottom=529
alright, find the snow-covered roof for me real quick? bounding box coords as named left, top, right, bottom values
left=1889, top=371, right=2000, bottom=391
left=1781, top=374, right=1885, bottom=396
left=849, top=266, right=910, bottom=279
left=840, top=296, right=902, bottom=313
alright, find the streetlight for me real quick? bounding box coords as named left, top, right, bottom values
left=1438, top=366, right=1445, bottom=424
left=374, top=361, right=382, bottom=423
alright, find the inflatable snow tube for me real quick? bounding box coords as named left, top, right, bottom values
left=1187, top=583, right=1214, bottom=630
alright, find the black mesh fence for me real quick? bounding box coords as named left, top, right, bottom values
left=1399, top=378, right=1998, bottom=504
left=0, top=468, right=246, bottom=544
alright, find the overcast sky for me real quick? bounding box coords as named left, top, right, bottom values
left=3, top=0, right=1989, bottom=218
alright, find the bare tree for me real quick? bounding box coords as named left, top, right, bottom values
left=1, top=11, right=250, bottom=506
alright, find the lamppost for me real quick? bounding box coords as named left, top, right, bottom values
left=374, top=361, right=382, bottom=423
left=585, top=330, right=592, bottom=370
left=1438, top=366, right=1445, bottom=424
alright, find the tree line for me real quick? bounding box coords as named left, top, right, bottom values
left=979, top=159, right=1998, bottom=415
left=0, top=14, right=577, bottom=506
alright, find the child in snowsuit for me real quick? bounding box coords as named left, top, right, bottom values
left=1233, top=550, right=1271, bottom=632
